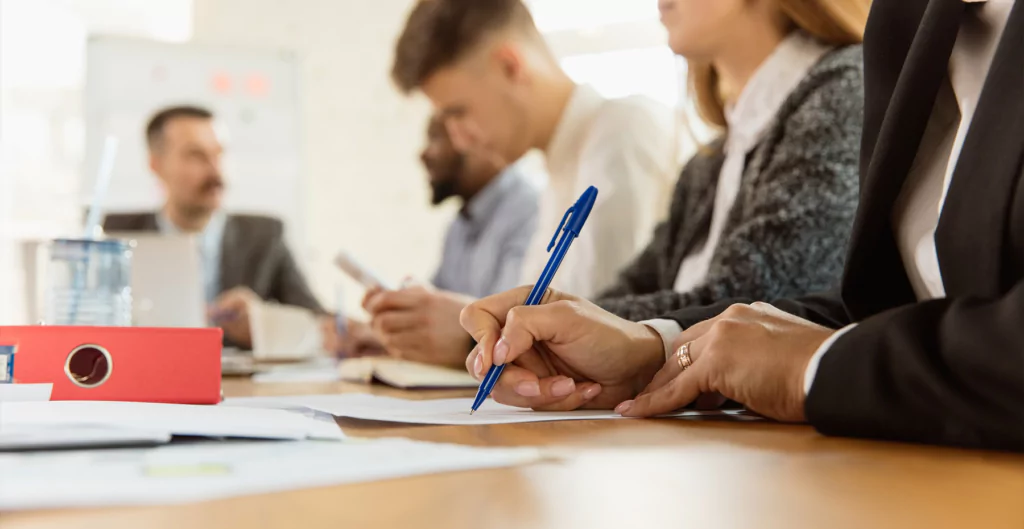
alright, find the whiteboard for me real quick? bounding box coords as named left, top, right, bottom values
left=84, top=36, right=306, bottom=253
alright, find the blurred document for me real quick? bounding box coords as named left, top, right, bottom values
left=338, top=357, right=478, bottom=389
left=253, top=356, right=341, bottom=384
left=250, top=301, right=323, bottom=361
left=0, top=439, right=542, bottom=510
left=0, top=384, right=52, bottom=402
left=0, top=425, right=170, bottom=451
left=226, top=394, right=755, bottom=425
left=0, top=401, right=343, bottom=441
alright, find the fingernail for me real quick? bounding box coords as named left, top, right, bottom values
left=551, top=378, right=575, bottom=397
left=473, top=354, right=484, bottom=377
left=615, top=401, right=634, bottom=415
left=582, top=384, right=602, bottom=400
left=493, top=337, right=510, bottom=365
left=515, top=381, right=541, bottom=397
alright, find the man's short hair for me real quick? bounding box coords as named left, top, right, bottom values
left=391, top=0, right=538, bottom=94
left=145, top=105, right=214, bottom=151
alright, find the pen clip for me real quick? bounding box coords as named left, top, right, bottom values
left=547, top=207, right=575, bottom=252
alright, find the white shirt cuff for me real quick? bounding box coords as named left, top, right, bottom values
left=641, top=319, right=684, bottom=361
left=804, top=323, right=858, bottom=395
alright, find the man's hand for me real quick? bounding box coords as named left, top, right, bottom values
left=320, top=316, right=387, bottom=358
left=461, top=286, right=665, bottom=411
left=363, top=284, right=475, bottom=369
left=209, top=287, right=258, bottom=349
left=618, top=302, right=835, bottom=422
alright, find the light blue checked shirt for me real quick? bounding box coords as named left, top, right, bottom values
left=432, top=165, right=541, bottom=299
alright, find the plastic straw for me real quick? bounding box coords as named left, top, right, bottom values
left=83, top=136, right=119, bottom=239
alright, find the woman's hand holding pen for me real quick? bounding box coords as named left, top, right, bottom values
left=461, top=286, right=664, bottom=411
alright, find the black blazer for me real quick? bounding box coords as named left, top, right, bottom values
left=666, top=0, right=1024, bottom=451
left=103, top=212, right=325, bottom=315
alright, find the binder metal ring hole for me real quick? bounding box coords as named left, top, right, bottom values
left=64, top=345, right=113, bottom=388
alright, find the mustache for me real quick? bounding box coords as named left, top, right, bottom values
left=200, top=176, right=225, bottom=192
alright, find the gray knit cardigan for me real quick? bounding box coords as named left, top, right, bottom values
left=597, top=45, right=863, bottom=321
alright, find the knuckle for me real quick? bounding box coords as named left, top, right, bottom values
left=723, top=303, right=751, bottom=317
left=506, top=306, right=526, bottom=325
left=554, top=300, right=583, bottom=318
left=710, top=318, right=742, bottom=335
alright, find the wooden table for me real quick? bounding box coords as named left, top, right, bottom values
left=4, top=379, right=1024, bottom=529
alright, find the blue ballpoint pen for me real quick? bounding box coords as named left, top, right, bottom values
left=470, top=186, right=599, bottom=414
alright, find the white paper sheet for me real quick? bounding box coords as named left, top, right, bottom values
left=0, top=425, right=170, bottom=451
left=0, top=401, right=344, bottom=441
left=253, top=357, right=341, bottom=384
left=225, top=394, right=756, bottom=425
left=0, top=383, right=52, bottom=402
left=0, top=439, right=542, bottom=510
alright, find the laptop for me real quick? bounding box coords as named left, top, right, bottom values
left=107, top=233, right=206, bottom=328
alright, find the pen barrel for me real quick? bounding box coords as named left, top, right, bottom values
left=525, top=234, right=575, bottom=306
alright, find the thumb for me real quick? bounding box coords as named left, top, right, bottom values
left=495, top=300, right=580, bottom=367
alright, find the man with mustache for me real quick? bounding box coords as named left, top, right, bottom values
left=104, top=106, right=323, bottom=348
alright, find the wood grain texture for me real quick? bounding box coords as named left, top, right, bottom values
left=3, top=379, right=1023, bottom=529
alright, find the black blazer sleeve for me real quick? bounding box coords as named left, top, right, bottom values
left=662, top=288, right=853, bottom=332
left=806, top=282, right=1024, bottom=451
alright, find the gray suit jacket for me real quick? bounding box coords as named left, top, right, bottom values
left=596, top=45, right=863, bottom=321
left=103, top=213, right=325, bottom=314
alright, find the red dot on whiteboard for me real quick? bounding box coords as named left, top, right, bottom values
left=212, top=73, right=232, bottom=94
left=246, top=75, right=270, bottom=97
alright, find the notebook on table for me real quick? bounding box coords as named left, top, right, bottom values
left=338, top=357, right=478, bottom=389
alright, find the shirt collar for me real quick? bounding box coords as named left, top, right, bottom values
left=156, top=209, right=227, bottom=255
left=545, top=84, right=605, bottom=179
left=462, top=164, right=521, bottom=224
left=949, top=0, right=1014, bottom=116
left=724, top=31, right=833, bottom=155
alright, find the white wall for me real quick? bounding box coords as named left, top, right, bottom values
left=1, top=0, right=688, bottom=324
left=0, top=0, right=194, bottom=324
left=193, top=0, right=450, bottom=314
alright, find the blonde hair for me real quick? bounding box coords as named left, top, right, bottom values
left=689, top=0, right=871, bottom=129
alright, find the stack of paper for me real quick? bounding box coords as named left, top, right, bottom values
left=0, top=383, right=52, bottom=402
left=0, top=439, right=542, bottom=510
left=0, top=425, right=170, bottom=451
left=338, top=357, right=479, bottom=389
left=0, top=401, right=344, bottom=442
left=226, top=393, right=759, bottom=425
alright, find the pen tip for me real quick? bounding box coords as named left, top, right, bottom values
left=469, top=409, right=475, bottom=415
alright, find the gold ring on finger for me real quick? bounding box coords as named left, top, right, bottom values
left=675, top=342, right=694, bottom=372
